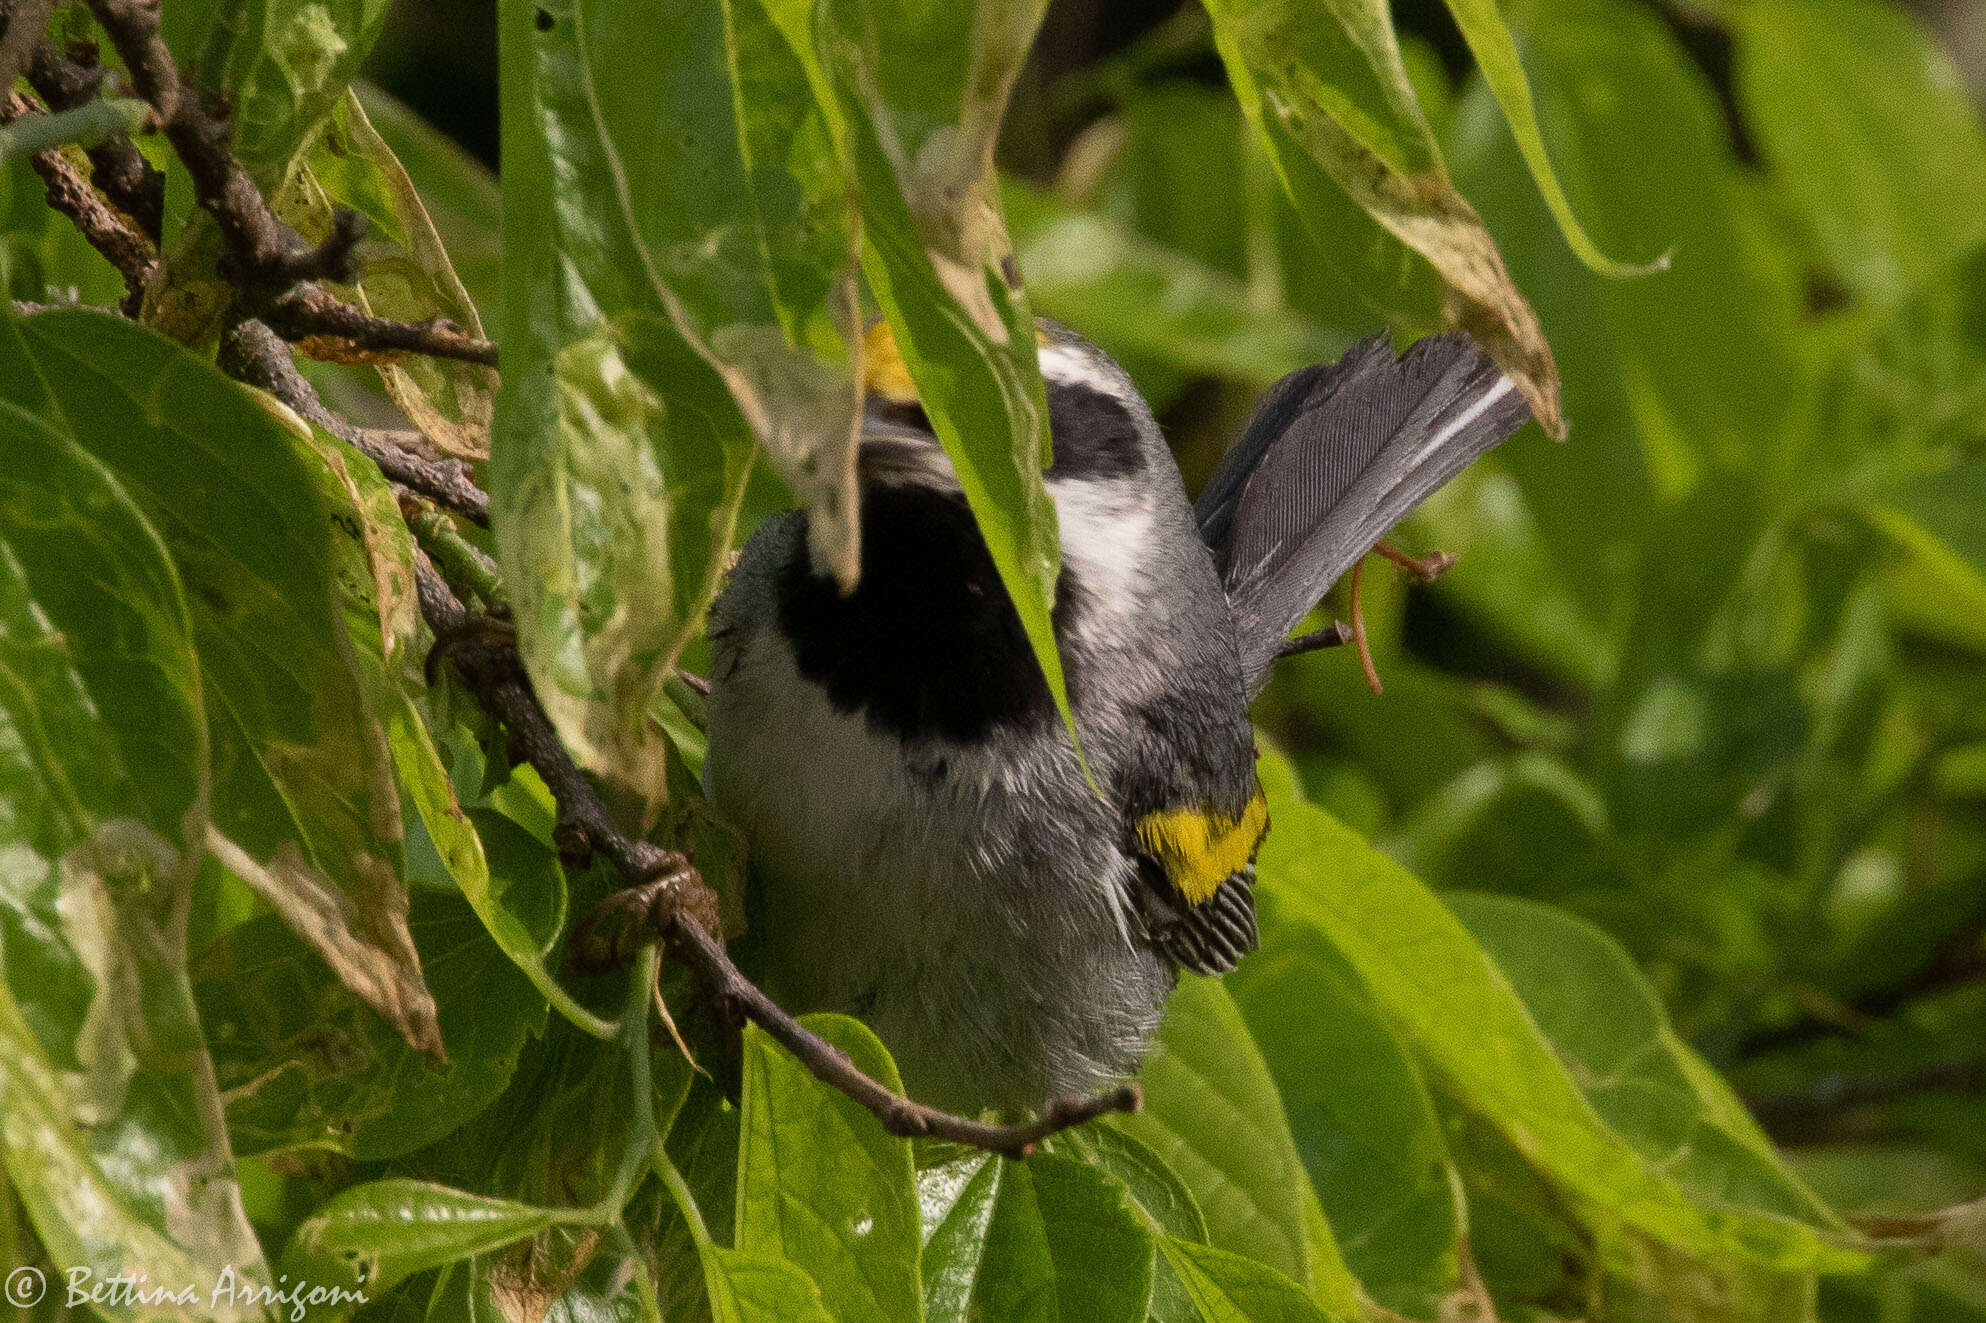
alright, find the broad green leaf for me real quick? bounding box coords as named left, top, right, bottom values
left=212, top=0, right=397, bottom=186
left=704, top=1246, right=839, bottom=1323
left=1447, top=894, right=1844, bottom=1230
left=0, top=422, right=272, bottom=1312
left=1054, top=1123, right=1208, bottom=1244
left=735, top=1015, right=922, bottom=1323
left=1116, top=975, right=1319, bottom=1292
left=762, top=0, right=1082, bottom=751
left=1229, top=857, right=1464, bottom=1319
left=1437, top=0, right=1661, bottom=279
left=1255, top=751, right=1868, bottom=1274
left=302, top=91, right=499, bottom=459
left=1160, top=1237, right=1338, bottom=1323
left=281, top=1179, right=586, bottom=1298
left=1200, top=0, right=1564, bottom=435
left=497, top=0, right=858, bottom=813
left=4, top=308, right=442, bottom=1055
left=194, top=893, right=546, bottom=1162
left=1005, top=179, right=1346, bottom=390
left=1736, top=0, right=1986, bottom=305
left=919, top=1151, right=1156, bottom=1323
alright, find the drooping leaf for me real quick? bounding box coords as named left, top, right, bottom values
left=4, top=308, right=442, bottom=1056
left=1200, top=0, right=1565, bottom=435
left=496, top=0, right=860, bottom=814
left=354, top=81, right=503, bottom=323
left=735, top=1015, right=923, bottom=1323
left=0, top=410, right=273, bottom=1313
left=1436, top=0, right=1662, bottom=279
left=762, top=0, right=1082, bottom=749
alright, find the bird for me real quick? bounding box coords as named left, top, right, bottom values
left=704, top=319, right=1532, bottom=1114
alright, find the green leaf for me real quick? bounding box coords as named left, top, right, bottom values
left=1736, top=0, right=1986, bottom=305
left=0, top=418, right=271, bottom=1307
left=762, top=0, right=1083, bottom=752
left=1254, top=750, right=1868, bottom=1274
left=1115, top=975, right=1321, bottom=1294
left=1054, top=1123, right=1208, bottom=1244
left=1004, top=179, right=1346, bottom=390
left=1228, top=872, right=1464, bottom=1318
left=1200, top=0, right=1564, bottom=435
left=919, top=1151, right=1156, bottom=1323
left=1436, top=0, right=1661, bottom=278
left=1869, top=461, right=1986, bottom=626
left=302, top=91, right=498, bottom=459
left=735, top=1015, right=922, bottom=1323
left=1159, top=1237, right=1338, bottom=1323
left=1448, top=894, right=1847, bottom=1230
left=497, top=0, right=860, bottom=813
left=704, top=1246, right=839, bottom=1323
left=354, top=81, right=503, bottom=323
left=214, top=0, right=397, bottom=186
left=194, top=892, right=546, bottom=1162
left=4, top=308, right=443, bottom=1055
left=281, top=1179, right=586, bottom=1298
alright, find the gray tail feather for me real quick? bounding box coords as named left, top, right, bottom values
left=1196, top=332, right=1532, bottom=693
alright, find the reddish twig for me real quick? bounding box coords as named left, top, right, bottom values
left=1350, top=558, right=1382, bottom=695
left=1373, top=538, right=1458, bottom=584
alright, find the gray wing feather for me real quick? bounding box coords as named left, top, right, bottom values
left=1196, top=332, right=1531, bottom=693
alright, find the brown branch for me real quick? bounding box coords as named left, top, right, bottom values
left=26, top=37, right=164, bottom=241
left=80, top=0, right=494, bottom=369
left=219, top=318, right=490, bottom=526
left=264, top=283, right=500, bottom=369
left=413, top=557, right=1139, bottom=1159
left=0, top=90, right=154, bottom=311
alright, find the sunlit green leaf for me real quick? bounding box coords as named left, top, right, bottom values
left=736, top=1015, right=922, bottom=1323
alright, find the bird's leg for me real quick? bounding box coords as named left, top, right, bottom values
left=1279, top=620, right=1355, bottom=658
left=1350, top=558, right=1383, bottom=695
left=567, top=849, right=717, bottom=974
left=1373, top=538, right=1458, bottom=584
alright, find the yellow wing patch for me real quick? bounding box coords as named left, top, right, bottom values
left=861, top=321, right=918, bottom=404
left=1136, top=790, right=1270, bottom=907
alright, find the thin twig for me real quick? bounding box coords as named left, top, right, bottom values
left=264, top=283, right=500, bottom=368
left=1, top=91, right=154, bottom=310
left=1279, top=620, right=1353, bottom=659
left=219, top=318, right=491, bottom=525
left=670, top=918, right=1140, bottom=1160
left=1373, top=538, right=1458, bottom=584
left=82, top=0, right=494, bottom=368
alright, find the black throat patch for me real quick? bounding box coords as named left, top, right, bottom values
left=777, top=483, right=1084, bottom=744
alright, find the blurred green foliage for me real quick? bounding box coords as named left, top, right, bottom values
left=2, top=0, right=1984, bottom=1320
